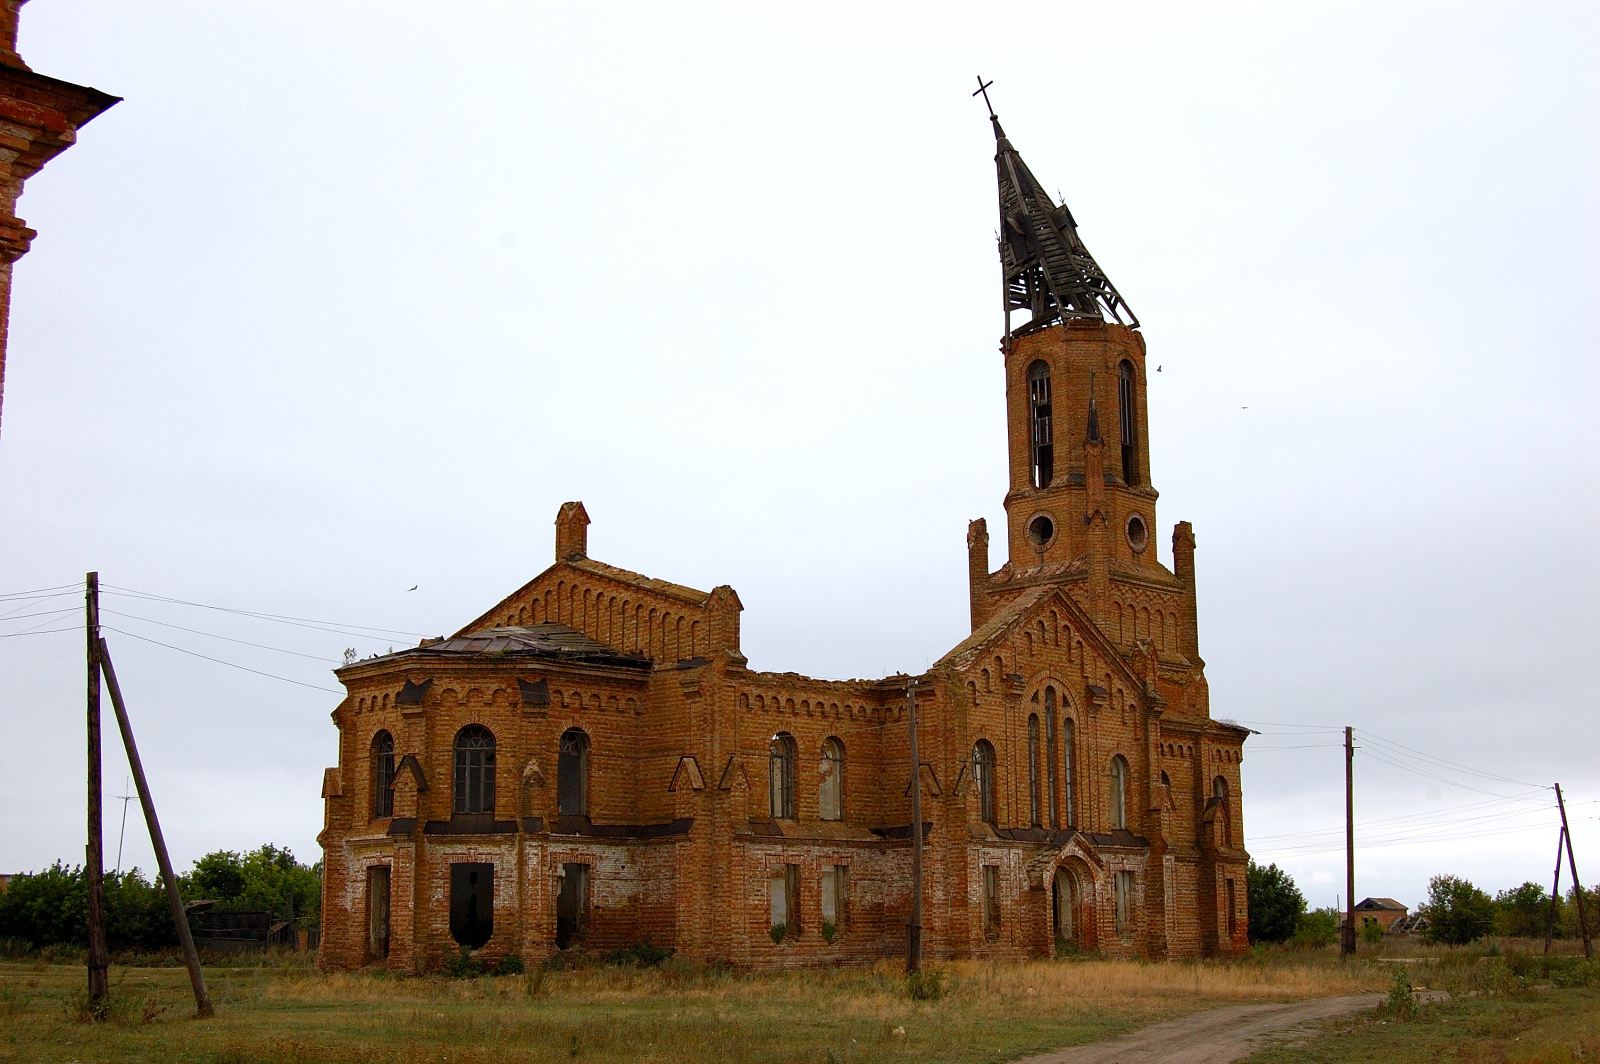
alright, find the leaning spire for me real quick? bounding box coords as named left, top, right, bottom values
left=976, top=78, right=1137, bottom=338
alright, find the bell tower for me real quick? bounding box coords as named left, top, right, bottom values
left=968, top=94, right=1173, bottom=634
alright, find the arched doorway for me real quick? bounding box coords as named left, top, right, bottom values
left=1052, top=867, right=1075, bottom=950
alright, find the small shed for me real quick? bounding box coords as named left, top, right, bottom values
left=186, top=901, right=299, bottom=951
left=1352, top=897, right=1409, bottom=934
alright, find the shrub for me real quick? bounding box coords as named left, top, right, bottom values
left=1360, top=920, right=1384, bottom=947
left=905, top=968, right=946, bottom=1000
left=443, top=946, right=482, bottom=978
left=603, top=939, right=673, bottom=967
left=1246, top=861, right=1305, bottom=944
left=821, top=920, right=837, bottom=944
left=1421, top=874, right=1495, bottom=946
left=1381, top=965, right=1416, bottom=1021
left=492, top=955, right=525, bottom=976
left=1291, top=908, right=1338, bottom=949
left=768, top=923, right=787, bottom=945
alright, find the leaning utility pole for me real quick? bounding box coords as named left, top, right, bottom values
left=1545, top=825, right=1564, bottom=955
left=1555, top=783, right=1593, bottom=960
left=1342, top=725, right=1355, bottom=959
left=98, top=638, right=213, bottom=1016
left=906, top=675, right=923, bottom=974
left=85, top=572, right=109, bottom=1004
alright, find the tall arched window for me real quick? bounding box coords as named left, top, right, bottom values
left=1027, top=360, right=1053, bottom=488
left=371, top=730, right=394, bottom=818
left=1109, top=755, right=1128, bottom=830
left=973, top=740, right=997, bottom=824
left=1044, top=687, right=1059, bottom=828
left=769, top=733, right=797, bottom=819
left=453, top=725, right=496, bottom=815
left=557, top=728, right=590, bottom=817
left=1213, top=775, right=1231, bottom=844
left=1117, top=360, right=1140, bottom=486
left=1027, top=714, right=1041, bottom=827
left=819, top=737, right=845, bottom=821
left=1063, top=717, right=1076, bottom=827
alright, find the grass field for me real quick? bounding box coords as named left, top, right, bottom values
left=0, top=949, right=1391, bottom=1064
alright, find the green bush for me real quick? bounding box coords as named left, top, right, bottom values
left=603, top=939, right=674, bottom=967
left=821, top=920, right=837, bottom=944
left=1290, top=907, right=1338, bottom=949
left=492, top=954, right=525, bottom=976
left=1360, top=920, right=1384, bottom=946
left=905, top=969, right=946, bottom=1000
left=1381, top=965, right=1416, bottom=1021
left=768, top=923, right=787, bottom=945
left=443, top=945, right=482, bottom=978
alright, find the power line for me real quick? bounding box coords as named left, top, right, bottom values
left=1359, top=728, right=1544, bottom=790
left=0, top=605, right=79, bottom=623
left=0, top=582, right=79, bottom=600
left=101, top=626, right=342, bottom=694
left=101, top=609, right=342, bottom=664
left=0, top=625, right=79, bottom=639
left=101, top=583, right=427, bottom=641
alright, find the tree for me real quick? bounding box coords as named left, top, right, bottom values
left=1493, top=881, right=1550, bottom=938
left=0, top=863, right=175, bottom=951
left=1247, top=860, right=1305, bottom=944
left=1421, top=874, right=1494, bottom=946
left=181, top=845, right=320, bottom=928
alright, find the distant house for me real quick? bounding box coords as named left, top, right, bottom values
left=1347, top=897, right=1409, bottom=934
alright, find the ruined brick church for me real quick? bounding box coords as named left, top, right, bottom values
left=318, top=103, right=1251, bottom=972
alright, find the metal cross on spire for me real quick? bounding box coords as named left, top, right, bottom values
left=973, top=75, right=996, bottom=118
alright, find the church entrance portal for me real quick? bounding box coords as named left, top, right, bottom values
left=1052, top=867, right=1076, bottom=950
left=449, top=863, right=493, bottom=949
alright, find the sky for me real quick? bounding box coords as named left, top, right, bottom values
left=1, top=1, right=1596, bottom=916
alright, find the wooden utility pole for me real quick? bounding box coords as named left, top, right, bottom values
left=1555, top=783, right=1593, bottom=960
left=906, top=676, right=923, bottom=974
left=99, top=638, right=213, bottom=1016
left=85, top=572, right=109, bottom=1005
left=1342, top=725, right=1355, bottom=959
left=1545, top=825, right=1564, bottom=955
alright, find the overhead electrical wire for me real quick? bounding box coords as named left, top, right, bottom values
left=100, top=609, right=343, bottom=664
left=101, top=583, right=428, bottom=642
left=100, top=626, right=342, bottom=694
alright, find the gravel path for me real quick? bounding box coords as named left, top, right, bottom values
left=1017, top=993, right=1384, bottom=1064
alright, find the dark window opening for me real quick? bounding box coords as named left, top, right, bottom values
left=1118, top=360, right=1139, bottom=485
left=1110, top=755, right=1128, bottom=830
left=449, top=862, right=494, bottom=949
left=372, top=730, right=394, bottom=819
left=557, top=728, right=589, bottom=817
left=556, top=863, right=589, bottom=949
left=821, top=864, right=847, bottom=937
left=1063, top=717, right=1076, bottom=827
left=453, top=725, right=496, bottom=815
left=983, top=865, right=1001, bottom=935
left=1045, top=688, right=1059, bottom=828
left=1027, top=714, right=1041, bottom=827
left=1028, top=360, right=1054, bottom=489
left=769, top=733, right=797, bottom=819
left=1028, top=514, right=1055, bottom=549
left=366, top=865, right=390, bottom=960
left=973, top=740, right=997, bottom=825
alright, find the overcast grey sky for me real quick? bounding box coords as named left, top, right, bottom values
left=2, top=1, right=1595, bottom=914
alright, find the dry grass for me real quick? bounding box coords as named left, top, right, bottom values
left=0, top=950, right=1390, bottom=1064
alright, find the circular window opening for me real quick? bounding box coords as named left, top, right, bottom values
left=1028, top=514, right=1055, bottom=549
left=1126, top=514, right=1148, bottom=553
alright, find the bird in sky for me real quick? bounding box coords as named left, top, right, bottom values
left=1156, top=365, right=1162, bottom=372
left=407, top=585, right=418, bottom=592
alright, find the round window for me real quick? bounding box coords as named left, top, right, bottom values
left=1028, top=514, right=1055, bottom=549
left=1126, top=514, right=1148, bottom=553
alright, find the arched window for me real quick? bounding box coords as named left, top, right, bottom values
left=1063, top=717, right=1076, bottom=827
left=1117, top=360, right=1140, bottom=486
left=557, top=728, right=590, bottom=817
left=1027, top=714, right=1041, bottom=827
left=1213, top=775, right=1228, bottom=801
left=1109, top=754, right=1128, bottom=830
left=371, top=730, right=394, bottom=818
left=453, top=725, right=496, bottom=815
left=769, top=733, right=797, bottom=819
left=973, top=740, right=997, bottom=824
left=1044, top=687, right=1059, bottom=828
left=1027, top=360, right=1053, bottom=488
left=1213, top=775, right=1231, bottom=844
left=819, top=737, right=845, bottom=821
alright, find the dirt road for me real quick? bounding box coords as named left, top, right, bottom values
left=1019, top=993, right=1384, bottom=1064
